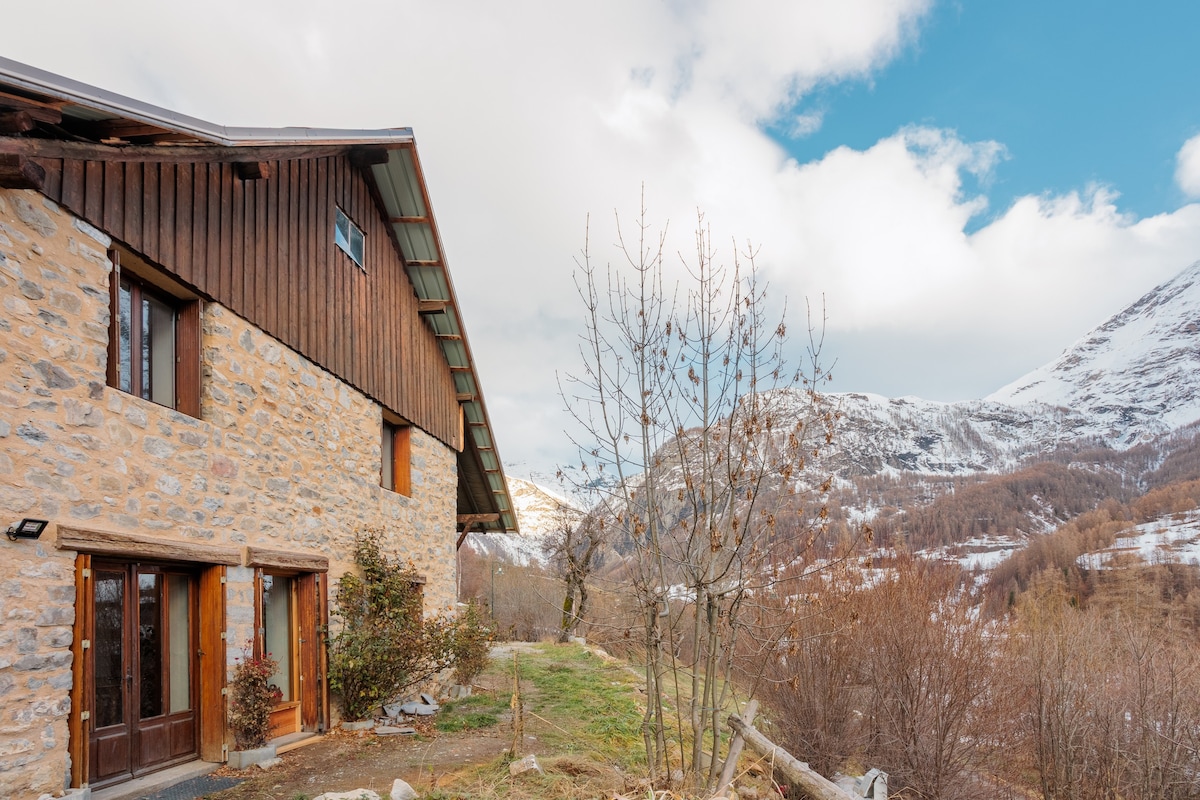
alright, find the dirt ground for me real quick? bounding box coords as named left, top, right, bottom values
left=208, top=642, right=567, bottom=800
left=210, top=721, right=513, bottom=799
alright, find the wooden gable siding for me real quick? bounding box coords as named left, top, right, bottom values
left=34, top=153, right=462, bottom=451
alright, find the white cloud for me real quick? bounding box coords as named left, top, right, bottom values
left=1177, top=134, right=1200, bottom=198
left=791, top=109, right=826, bottom=137
left=4, top=1, right=1199, bottom=474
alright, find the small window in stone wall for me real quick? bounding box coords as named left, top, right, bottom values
left=382, top=419, right=411, bottom=496
left=335, top=207, right=365, bottom=269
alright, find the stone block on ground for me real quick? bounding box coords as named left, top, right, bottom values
left=375, top=725, right=417, bottom=736
left=390, top=778, right=418, bottom=800
left=419, top=692, right=437, bottom=705
left=509, top=754, right=544, bottom=777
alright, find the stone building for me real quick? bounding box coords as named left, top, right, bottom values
left=0, top=58, right=516, bottom=798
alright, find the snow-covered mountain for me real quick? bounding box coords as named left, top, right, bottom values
left=819, top=393, right=1074, bottom=476
left=987, top=260, right=1200, bottom=446
left=464, top=477, right=582, bottom=566
left=821, top=260, right=1200, bottom=477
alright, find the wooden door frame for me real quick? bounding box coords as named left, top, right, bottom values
left=70, top=558, right=227, bottom=789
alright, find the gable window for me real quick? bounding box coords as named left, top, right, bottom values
left=382, top=419, right=411, bottom=496
left=335, top=207, right=365, bottom=269
left=106, top=249, right=202, bottom=417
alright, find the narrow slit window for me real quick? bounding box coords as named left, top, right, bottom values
left=335, top=207, right=365, bottom=268
left=382, top=419, right=411, bottom=496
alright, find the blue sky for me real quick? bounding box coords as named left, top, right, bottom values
left=5, top=1, right=1200, bottom=477
left=779, top=1, right=1200, bottom=223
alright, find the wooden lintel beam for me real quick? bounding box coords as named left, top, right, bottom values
left=406, top=259, right=441, bottom=267
left=349, top=145, right=390, bottom=167
left=0, top=111, right=36, bottom=134
left=0, top=154, right=46, bottom=190
left=435, top=333, right=462, bottom=341
left=449, top=365, right=472, bottom=372
left=417, top=299, right=447, bottom=314
left=389, top=215, right=430, bottom=224
left=0, top=136, right=383, bottom=164
left=236, top=161, right=271, bottom=181
left=456, top=393, right=477, bottom=403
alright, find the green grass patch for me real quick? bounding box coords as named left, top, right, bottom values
left=509, top=644, right=643, bottom=766
left=436, top=693, right=508, bottom=733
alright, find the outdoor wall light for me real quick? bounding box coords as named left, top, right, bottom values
left=5, top=518, right=48, bottom=541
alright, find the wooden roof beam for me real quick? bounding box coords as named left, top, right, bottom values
left=0, top=154, right=45, bottom=190
left=417, top=299, right=447, bottom=314
left=0, top=89, right=63, bottom=124
left=0, top=136, right=379, bottom=164
left=0, top=111, right=35, bottom=134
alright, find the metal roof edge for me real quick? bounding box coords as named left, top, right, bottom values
left=0, top=56, right=414, bottom=147
left=375, top=141, right=519, bottom=534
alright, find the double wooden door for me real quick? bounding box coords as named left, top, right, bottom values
left=87, top=561, right=198, bottom=787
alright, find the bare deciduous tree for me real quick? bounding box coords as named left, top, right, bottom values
left=561, top=196, right=837, bottom=791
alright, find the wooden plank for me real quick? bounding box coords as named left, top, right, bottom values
left=313, top=157, right=329, bottom=369
left=142, top=161, right=159, bottom=261
left=231, top=167, right=244, bottom=311
left=192, top=162, right=207, bottom=281
left=0, top=89, right=64, bottom=123
left=205, top=163, right=221, bottom=301
left=255, top=164, right=269, bottom=326
left=286, top=159, right=299, bottom=345
left=159, top=163, right=175, bottom=267
left=244, top=547, right=329, bottom=572
left=296, top=158, right=309, bottom=356
left=60, top=158, right=84, bottom=213
left=35, top=157, right=61, bottom=199
left=101, top=161, right=122, bottom=238
left=198, top=565, right=227, bottom=761
left=219, top=163, right=233, bottom=306
left=84, top=159, right=103, bottom=225
left=264, top=158, right=278, bottom=338
left=174, top=163, right=193, bottom=282
left=241, top=179, right=255, bottom=321
left=125, top=161, right=142, bottom=249
left=55, top=525, right=242, bottom=565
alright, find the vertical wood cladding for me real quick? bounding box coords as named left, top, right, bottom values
left=35, top=154, right=461, bottom=451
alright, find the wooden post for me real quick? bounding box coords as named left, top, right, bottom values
left=725, top=713, right=858, bottom=800
left=713, top=699, right=757, bottom=798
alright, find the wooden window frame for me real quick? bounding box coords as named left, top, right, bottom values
left=334, top=206, right=365, bottom=269
left=382, top=417, right=412, bottom=496
left=106, top=248, right=202, bottom=417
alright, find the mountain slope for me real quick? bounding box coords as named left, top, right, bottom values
left=987, top=260, right=1200, bottom=445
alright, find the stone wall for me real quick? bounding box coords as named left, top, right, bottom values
left=0, top=188, right=459, bottom=798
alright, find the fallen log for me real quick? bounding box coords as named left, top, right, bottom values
left=725, top=713, right=858, bottom=800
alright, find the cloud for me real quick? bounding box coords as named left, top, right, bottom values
left=5, top=1, right=1200, bottom=474
left=1178, top=134, right=1200, bottom=198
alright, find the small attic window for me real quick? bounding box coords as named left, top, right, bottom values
left=335, top=207, right=365, bottom=268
